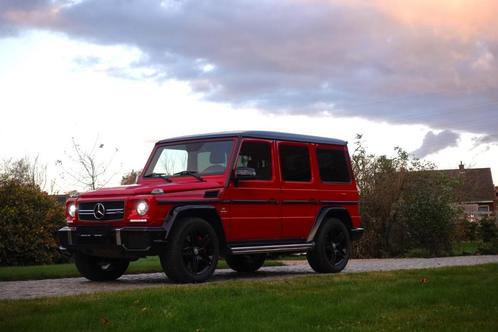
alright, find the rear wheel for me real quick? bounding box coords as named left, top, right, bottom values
left=74, top=253, right=129, bottom=281
left=225, top=254, right=266, bottom=273
left=160, top=217, right=219, bottom=283
left=307, top=218, right=351, bottom=273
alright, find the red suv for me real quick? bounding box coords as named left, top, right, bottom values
left=58, top=131, right=363, bottom=283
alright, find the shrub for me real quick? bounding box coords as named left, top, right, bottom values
left=0, top=159, right=66, bottom=266
left=478, top=218, right=497, bottom=243
left=351, top=135, right=459, bottom=258
left=396, top=173, right=457, bottom=256
left=462, top=219, right=478, bottom=241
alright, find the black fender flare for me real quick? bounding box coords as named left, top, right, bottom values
left=163, top=205, right=223, bottom=240
left=306, top=207, right=352, bottom=242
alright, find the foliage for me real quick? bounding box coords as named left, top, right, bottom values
left=476, top=218, right=498, bottom=254
left=478, top=218, right=497, bottom=243
left=396, top=172, right=458, bottom=256
left=121, top=169, right=141, bottom=185
left=460, top=219, right=478, bottom=241
left=0, top=159, right=66, bottom=266
left=352, top=134, right=459, bottom=258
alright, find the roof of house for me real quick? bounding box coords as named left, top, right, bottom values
left=157, top=131, right=347, bottom=146
left=433, top=166, right=495, bottom=203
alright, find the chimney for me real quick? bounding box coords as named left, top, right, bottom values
left=459, top=162, right=465, bottom=171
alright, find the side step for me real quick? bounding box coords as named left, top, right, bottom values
left=229, top=242, right=314, bottom=255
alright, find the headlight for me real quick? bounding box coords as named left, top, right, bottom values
left=136, top=201, right=149, bottom=216
left=68, top=203, right=76, bottom=217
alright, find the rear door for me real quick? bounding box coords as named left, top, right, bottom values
left=314, top=144, right=360, bottom=226
left=278, top=141, right=319, bottom=240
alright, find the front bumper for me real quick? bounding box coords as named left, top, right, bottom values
left=57, top=226, right=167, bottom=258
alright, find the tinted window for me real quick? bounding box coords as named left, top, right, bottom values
left=237, top=141, right=272, bottom=180
left=316, top=148, right=351, bottom=182
left=279, top=145, right=311, bottom=182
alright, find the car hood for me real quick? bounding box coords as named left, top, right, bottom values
left=78, top=179, right=224, bottom=198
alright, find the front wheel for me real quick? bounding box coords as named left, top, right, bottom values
left=306, top=218, right=351, bottom=273
left=160, top=217, right=219, bottom=283
left=74, top=253, right=129, bottom=281
left=225, top=254, right=266, bottom=273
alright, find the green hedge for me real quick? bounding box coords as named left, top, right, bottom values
left=0, top=178, right=66, bottom=266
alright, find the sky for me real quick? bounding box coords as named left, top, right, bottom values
left=0, top=0, right=497, bottom=192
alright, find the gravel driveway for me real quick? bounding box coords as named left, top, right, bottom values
left=1, top=255, right=497, bottom=300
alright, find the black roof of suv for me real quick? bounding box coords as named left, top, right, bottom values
left=157, top=130, right=347, bottom=146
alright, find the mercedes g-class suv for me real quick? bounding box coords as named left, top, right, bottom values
left=58, top=131, right=363, bottom=283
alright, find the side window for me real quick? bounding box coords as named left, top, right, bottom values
left=316, top=148, right=351, bottom=182
left=279, top=144, right=311, bottom=182
left=237, top=141, right=272, bottom=180
left=196, top=141, right=232, bottom=174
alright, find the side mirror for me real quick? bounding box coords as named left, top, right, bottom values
left=232, top=167, right=257, bottom=186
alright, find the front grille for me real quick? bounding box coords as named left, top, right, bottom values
left=78, top=201, right=125, bottom=221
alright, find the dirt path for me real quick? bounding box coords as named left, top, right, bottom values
left=1, top=255, right=497, bottom=300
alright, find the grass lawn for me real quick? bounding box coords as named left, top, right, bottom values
left=1, top=264, right=497, bottom=332
left=0, top=257, right=283, bottom=281
left=451, top=241, right=481, bottom=256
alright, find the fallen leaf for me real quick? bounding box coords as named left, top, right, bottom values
left=420, top=277, right=429, bottom=284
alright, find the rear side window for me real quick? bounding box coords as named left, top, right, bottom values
left=237, top=141, right=272, bottom=180
left=316, top=148, right=351, bottom=182
left=279, top=145, right=311, bottom=182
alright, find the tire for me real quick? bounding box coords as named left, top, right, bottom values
left=225, top=254, right=266, bottom=273
left=160, top=217, right=219, bottom=283
left=74, top=253, right=129, bottom=281
left=306, top=218, right=351, bottom=273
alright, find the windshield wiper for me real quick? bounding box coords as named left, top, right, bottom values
left=172, top=170, right=205, bottom=182
left=142, top=173, right=172, bottom=182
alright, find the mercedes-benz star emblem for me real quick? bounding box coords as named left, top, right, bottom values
left=93, top=203, right=106, bottom=220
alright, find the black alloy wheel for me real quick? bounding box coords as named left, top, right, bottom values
left=307, top=218, right=351, bottom=273
left=160, top=217, right=219, bottom=283
left=324, top=225, right=348, bottom=267
left=181, top=227, right=217, bottom=275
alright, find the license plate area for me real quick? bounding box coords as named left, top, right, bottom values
left=75, top=227, right=114, bottom=245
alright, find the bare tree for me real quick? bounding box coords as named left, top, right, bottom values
left=56, top=137, right=119, bottom=191
left=1, top=156, right=48, bottom=190
left=30, top=155, right=48, bottom=190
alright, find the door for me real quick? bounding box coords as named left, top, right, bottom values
left=224, top=138, right=281, bottom=242
left=278, top=141, right=319, bottom=240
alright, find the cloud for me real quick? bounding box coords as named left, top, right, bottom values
left=472, top=134, right=498, bottom=148
left=412, top=130, right=460, bottom=158
left=1, top=0, right=498, bottom=140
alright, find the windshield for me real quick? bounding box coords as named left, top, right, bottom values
left=144, top=140, right=234, bottom=177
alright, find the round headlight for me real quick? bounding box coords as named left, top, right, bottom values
left=68, top=203, right=76, bottom=217
left=136, top=201, right=149, bottom=216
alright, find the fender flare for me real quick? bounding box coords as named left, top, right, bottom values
left=163, top=204, right=220, bottom=237
left=306, top=207, right=352, bottom=242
